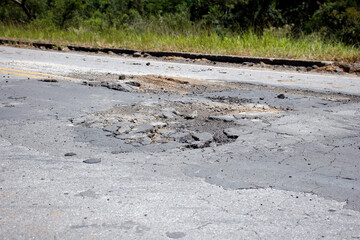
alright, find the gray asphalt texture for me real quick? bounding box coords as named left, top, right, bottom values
left=1, top=46, right=360, bottom=239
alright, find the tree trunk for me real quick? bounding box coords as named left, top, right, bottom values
left=10, top=0, right=34, bottom=21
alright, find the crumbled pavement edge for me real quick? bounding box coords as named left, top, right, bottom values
left=1, top=38, right=359, bottom=74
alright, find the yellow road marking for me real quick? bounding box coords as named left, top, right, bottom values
left=0, top=70, right=47, bottom=79
left=0, top=67, right=77, bottom=80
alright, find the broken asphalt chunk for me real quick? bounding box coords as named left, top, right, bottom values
left=104, top=81, right=140, bottom=92
left=223, top=128, right=241, bottom=139
left=103, top=125, right=120, bottom=133
left=191, top=132, right=213, bottom=143
left=185, top=110, right=198, bottom=119
left=83, top=158, right=101, bottom=164
left=130, top=123, right=154, bottom=134
left=125, top=81, right=141, bottom=87
left=209, top=115, right=236, bottom=122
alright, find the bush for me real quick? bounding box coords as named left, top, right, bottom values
left=309, top=0, right=360, bottom=45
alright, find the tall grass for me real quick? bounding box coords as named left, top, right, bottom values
left=0, top=22, right=359, bottom=62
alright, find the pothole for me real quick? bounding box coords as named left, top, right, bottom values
left=82, top=74, right=241, bottom=95
left=70, top=92, right=282, bottom=152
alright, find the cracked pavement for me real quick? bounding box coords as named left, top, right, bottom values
left=1, top=46, right=360, bottom=239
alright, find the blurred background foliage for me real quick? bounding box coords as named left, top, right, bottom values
left=0, top=0, right=359, bottom=45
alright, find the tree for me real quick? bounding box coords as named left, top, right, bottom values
left=9, top=0, right=34, bottom=21
left=51, top=0, right=83, bottom=28
left=309, top=0, right=360, bottom=45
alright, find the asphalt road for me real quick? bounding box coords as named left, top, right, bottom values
left=1, top=46, right=360, bottom=239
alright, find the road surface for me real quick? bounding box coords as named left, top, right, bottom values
left=1, top=46, right=360, bottom=239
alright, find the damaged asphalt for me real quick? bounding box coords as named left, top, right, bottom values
left=1, top=46, right=360, bottom=239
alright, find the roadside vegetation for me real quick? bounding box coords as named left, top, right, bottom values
left=0, top=0, right=359, bottom=62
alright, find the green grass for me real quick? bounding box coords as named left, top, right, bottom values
left=1, top=23, right=359, bottom=62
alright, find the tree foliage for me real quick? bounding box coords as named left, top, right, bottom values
left=309, top=0, right=360, bottom=45
left=1, top=0, right=359, bottom=45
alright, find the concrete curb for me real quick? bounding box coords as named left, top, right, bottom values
left=0, top=38, right=334, bottom=67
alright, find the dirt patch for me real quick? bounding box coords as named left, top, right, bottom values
left=164, top=56, right=187, bottom=61
left=315, top=65, right=342, bottom=73
left=78, top=72, right=360, bottom=103
left=83, top=74, right=240, bottom=95
left=136, top=75, right=239, bottom=94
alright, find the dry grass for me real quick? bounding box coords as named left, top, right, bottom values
left=1, top=23, right=359, bottom=62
